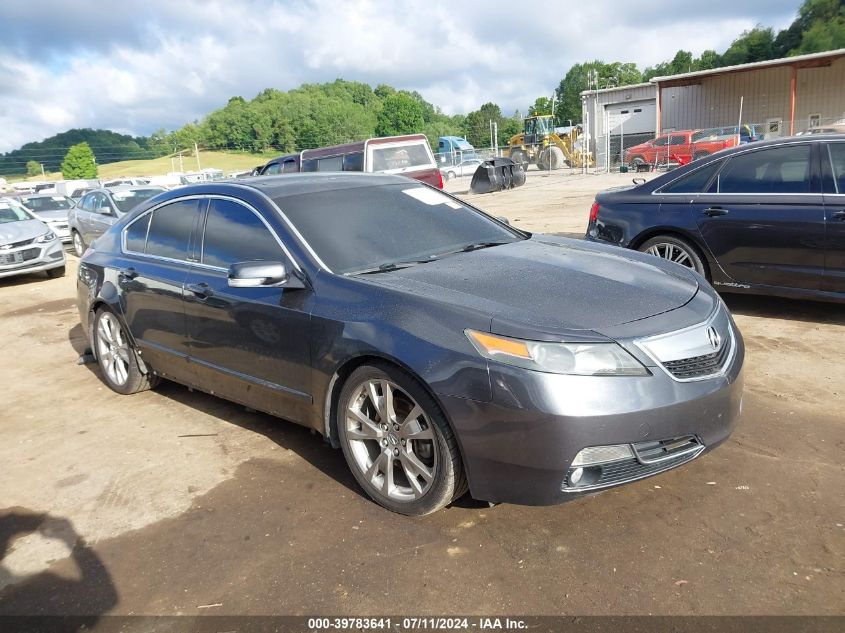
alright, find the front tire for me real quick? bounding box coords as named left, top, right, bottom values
left=336, top=364, right=467, bottom=515
left=638, top=235, right=708, bottom=278
left=93, top=308, right=159, bottom=395
left=72, top=231, right=86, bottom=257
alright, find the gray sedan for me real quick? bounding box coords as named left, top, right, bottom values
left=68, top=186, right=165, bottom=256
left=0, top=198, right=65, bottom=279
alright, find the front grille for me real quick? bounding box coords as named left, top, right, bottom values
left=663, top=342, right=730, bottom=379
left=562, top=436, right=704, bottom=492
left=632, top=436, right=702, bottom=463
left=0, top=236, right=35, bottom=250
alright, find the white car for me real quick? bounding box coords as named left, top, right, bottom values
left=17, top=193, right=75, bottom=243
left=440, top=159, right=482, bottom=181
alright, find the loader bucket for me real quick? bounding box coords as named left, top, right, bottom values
left=470, top=158, right=526, bottom=194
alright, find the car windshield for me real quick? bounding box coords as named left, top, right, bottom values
left=277, top=183, right=523, bottom=274
left=110, top=188, right=163, bottom=213
left=0, top=200, right=34, bottom=224
left=21, top=196, right=74, bottom=211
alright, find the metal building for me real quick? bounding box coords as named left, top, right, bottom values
left=581, top=48, right=845, bottom=170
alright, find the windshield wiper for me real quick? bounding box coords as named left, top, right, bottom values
left=350, top=258, right=435, bottom=275
left=460, top=240, right=511, bottom=252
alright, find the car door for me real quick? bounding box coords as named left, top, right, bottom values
left=75, top=193, right=97, bottom=241
left=668, top=133, right=692, bottom=164
left=821, top=141, right=845, bottom=293
left=88, top=192, right=117, bottom=241
left=648, top=135, right=668, bottom=164
left=183, top=196, right=313, bottom=420
left=119, top=197, right=204, bottom=384
left=690, top=142, right=825, bottom=290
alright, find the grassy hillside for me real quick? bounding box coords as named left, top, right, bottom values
left=8, top=150, right=273, bottom=183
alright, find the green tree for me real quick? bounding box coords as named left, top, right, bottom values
left=721, top=27, right=775, bottom=65
left=790, top=0, right=845, bottom=53
left=554, top=61, right=642, bottom=123
left=375, top=92, right=425, bottom=136
left=528, top=97, right=553, bottom=116
left=60, top=142, right=97, bottom=179
left=26, top=160, right=41, bottom=177
left=462, top=102, right=505, bottom=148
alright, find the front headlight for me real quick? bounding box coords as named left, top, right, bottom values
left=35, top=231, right=57, bottom=243
left=465, top=329, right=649, bottom=376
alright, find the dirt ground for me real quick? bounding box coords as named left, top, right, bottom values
left=0, top=170, right=843, bottom=618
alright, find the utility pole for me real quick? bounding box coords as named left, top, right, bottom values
left=40, top=164, right=45, bottom=178
left=493, top=122, right=498, bottom=156
left=194, top=142, right=201, bottom=171
left=179, top=151, right=184, bottom=173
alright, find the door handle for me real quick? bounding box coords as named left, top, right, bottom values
left=832, top=210, right=845, bottom=221
left=119, top=267, right=138, bottom=280
left=702, top=207, right=729, bottom=217
left=187, top=282, right=213, bottom=298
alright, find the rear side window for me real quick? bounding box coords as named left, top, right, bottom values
left=317, top=156, right=343, bottom=171
left=145, top=199, right=200, bottom=261
left=282, top=159, right=298, bottom=173
left=660, top=160, right=723, bottom=194
left=716, top=145, right=812, bottom=194
left=827, top=143, right=845, bottom=194
left=124, top=213, right=151, bottom=253
left=201, top=199, right=283, bottom=268
left=343, top=152, right=364, bottom=172
left=301, top=158, right=317, bottom=172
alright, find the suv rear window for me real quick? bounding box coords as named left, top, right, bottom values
left=369, top=143, right=433, bottom=172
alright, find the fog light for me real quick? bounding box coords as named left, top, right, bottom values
left=572, top=444, right=633, bottom=467
left=565, top=465, right=602, bottom=488
left=570, top=467, right=584, bottom=485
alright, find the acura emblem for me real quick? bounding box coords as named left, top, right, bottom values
left=706, top=326, right=721, bottom=350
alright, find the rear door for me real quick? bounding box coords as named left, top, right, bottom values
left=183, top=196, right=313, bottom=420
left=119, top=197, right=204, bottom=383
left=822, top=141, right=845, bottom=293
left=690, top=142, right=825, bottom=290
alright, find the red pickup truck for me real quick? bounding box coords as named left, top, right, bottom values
left=625, top=131, right=696, bottom=166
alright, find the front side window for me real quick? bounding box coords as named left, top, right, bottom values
left=276, top=183, right=522, bottom=274
left=660, top=160, right=723, bottom=194
left=144, top=199, right=200, bottom=261
left=201, top=199, right=283, bottom=268
left=263, top=162, right=282, bottom=175
left=716, top=145, right=812, bottom=194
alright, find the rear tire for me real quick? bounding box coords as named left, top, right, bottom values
left=46, top=266, right=65, bottom=279
left=336, top=363, right=467, bottom=515
left=510, top=149, right=528, bottom=169
left=93, top=308, right=160, bottom=395
left=638, top=235, right=708, bottom=278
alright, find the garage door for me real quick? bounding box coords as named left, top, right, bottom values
left=606, top=101, right=656, bottom=136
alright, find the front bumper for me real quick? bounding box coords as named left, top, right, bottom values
left=0, top=239, right=65, bottom=279
left=440, top=336, right=744, bottom=506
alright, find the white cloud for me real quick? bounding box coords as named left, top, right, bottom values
left=0, top=0, right=800, bottom=152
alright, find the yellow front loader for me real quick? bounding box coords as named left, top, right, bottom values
left=503, top=115, right=593, bottom=170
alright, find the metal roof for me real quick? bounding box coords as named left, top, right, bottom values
left=649, top=48, right=845, bottom=83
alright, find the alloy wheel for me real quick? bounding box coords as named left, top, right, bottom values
left=344, top=379, right=438, bottom=501
left=96, top=312, right=131, bottom=386
left=73, top=232, right=85, bottom=257
left=645, top=242, right=694, bottom=268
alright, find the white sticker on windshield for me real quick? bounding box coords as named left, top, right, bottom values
left=402, top=187, right=462, bottom=209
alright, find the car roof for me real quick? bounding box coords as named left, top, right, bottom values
left=219, top=172, right=414, bottom=200
left=93, top=185, right=165, bottom=194
left=20, top=193, right=69, bottom=198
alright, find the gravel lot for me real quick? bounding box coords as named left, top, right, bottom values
left=1, top=170, right=842, bottom=616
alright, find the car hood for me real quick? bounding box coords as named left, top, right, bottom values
left=364, top=235, right=699, bottom=337
left=0, top=219, right=50, bottom=244
left=32, top=210, right=69, bottom=221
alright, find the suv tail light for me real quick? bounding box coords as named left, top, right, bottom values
left=436, top=169, right=444, bottom=189
left=589, top=201, right=600, bottom=223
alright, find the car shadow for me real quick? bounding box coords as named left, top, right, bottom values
left=722, top=293, right=845, bottom=326
left=0, top=508, right=117, bottom=618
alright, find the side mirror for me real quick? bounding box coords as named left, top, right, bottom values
left=228, top=261, right=304, bottom=289
left=496, top=216, right=510, bottom=225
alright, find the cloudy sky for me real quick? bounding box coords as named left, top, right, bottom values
left=0, top=0, right=800, bottom=152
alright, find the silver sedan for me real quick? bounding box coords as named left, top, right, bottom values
left=0, top=198, right=66, bottom=279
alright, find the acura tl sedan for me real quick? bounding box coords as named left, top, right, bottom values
left=0, top=197, right=66, bottom=279
left=588, top=135, right=845, bottom=303
left=77, top=173, right=744, bottom=515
